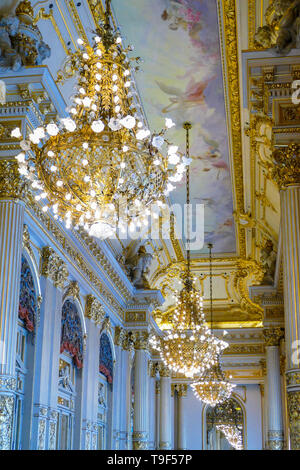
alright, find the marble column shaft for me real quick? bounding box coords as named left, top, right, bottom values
left=132, top=347, right=149, bottom=450
left=159, top=368, right=172, bottom=450
left=0, top=199, right=25, bottom=450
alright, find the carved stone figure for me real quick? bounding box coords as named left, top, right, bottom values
left=254, top=0, right=300, bottom=54
left=0, top=14, right=21, bottom=71
left=98, top=382, right=106, bottom=408
left=58, top=364, right=72, bottom=391
left=0, top=1, right=51, bottom=72
left=124, top=245, right=153, bottom=289
left=260, top=239, right=277, bottom=285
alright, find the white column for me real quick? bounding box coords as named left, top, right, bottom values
left=272, top=146, right=300, bottom=450
left=177, top=384, right=187, bottom=450
left=132, top=336, right=149, bottom=450
left=148, top=367, right=156, bottom=450
left=264, top=328, right=284, bottom=450
left=159, top=366, right=172, bottom=450
left=112, top=327, right=125, bottom=450
left=0, top=193, right=25, bottom=449
left=155, top=381, right=160, bottom=450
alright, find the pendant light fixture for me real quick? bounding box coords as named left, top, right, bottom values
left=191, top=244, right=235, bottom=405
left=150, top=124, right=228, bottom=378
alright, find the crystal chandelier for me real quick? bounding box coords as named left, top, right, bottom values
left=150, top=124, right=228, bottom=378
left=191, top=244, right=235, bottom=405
left=12, top=0, right=187, bottom=238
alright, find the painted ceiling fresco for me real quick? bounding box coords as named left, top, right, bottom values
left=113, top=0, right=236, bottom=254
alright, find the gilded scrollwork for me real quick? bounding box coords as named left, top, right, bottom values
left=40, top=246, right=69, bottom=289
left=0, top=160, right=28, bottom=200
left=85, top=294, right=105, bottom=326
left=287, top=390, right=300, bottom=450
left=263, top=327, right=284, bottom=347
left=271, top=144, right=300, bottom=188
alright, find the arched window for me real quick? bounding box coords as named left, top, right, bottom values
left=98, top=332, right=113, bottom=449
left=14, top=255, right=38, bottom=449
left=57, top=300, right=84, bottom=450
left=205, top=398, right=244, bottom=450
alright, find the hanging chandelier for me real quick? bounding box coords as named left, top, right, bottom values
left=150, top=124, right=228, bottom=378
left=12, top=0, right=187, bottom=238
left=191, top=243, right=235, bottom=405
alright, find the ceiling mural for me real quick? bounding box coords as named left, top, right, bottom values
left=113, top=0, right=236, bottom=255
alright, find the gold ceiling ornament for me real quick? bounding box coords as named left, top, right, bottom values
left=150, top=125, right=228, bottom=379
left=12, top=0, right=187, bottom=239
left=191, top=243, right=235, bottom=406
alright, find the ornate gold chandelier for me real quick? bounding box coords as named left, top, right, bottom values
left=191, top=244, right=235, bottom=405
left=150, top=124, right=228, bottom=378
left=12, top=0, right=186, bottom=238
left=191, top=357, right=235, bottom=406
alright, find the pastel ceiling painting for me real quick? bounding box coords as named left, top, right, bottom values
left=113, top=0, right=236, bottom=254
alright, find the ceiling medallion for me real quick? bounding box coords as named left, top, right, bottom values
left=150, top=124, right=228, bottom=378
left=191, top=244, right=235, bottom=405
left=12, top=0, right=188, bottom=238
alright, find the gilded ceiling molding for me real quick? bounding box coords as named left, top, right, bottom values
left=33, top=8, right=69, bottom=55
left=233, top=259, right=264, bottom=319
left=66, top=0, right=88, bottom=44
left=40, top=246, right=69, bottom=289
left=248, top=0, right=256, bottom=49
left=220, top=0, right=246, bottom=258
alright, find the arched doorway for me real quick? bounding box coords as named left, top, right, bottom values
left=204, top=398, right=245, bottom=450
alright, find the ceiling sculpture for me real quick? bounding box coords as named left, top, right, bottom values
left=113, top=0, right=236, bottom=255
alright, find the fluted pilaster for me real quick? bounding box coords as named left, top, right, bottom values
left=159, top=365, right=172, bottom=450
left=132, top=331, right=149, bottom=450
left=272, top=144, right=300, bottom=450
left=0, top=190, right=25, bottom=449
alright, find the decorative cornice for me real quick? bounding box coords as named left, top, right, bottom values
left=271, top=144, right=300, bottom=189
left=40, top=246, right=68, bottom=289
left=85, top=294, right=105, bottom=326
left=263, top=327, right=284, bottom=347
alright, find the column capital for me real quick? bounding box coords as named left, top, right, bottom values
left=0, top=160, right=29, bottom=201
left=263, top=327, right=284, bottom=347
left=40, top=246, right=69, bottom=289
left=85, top=294, right=105, bottom=327
left=159, top=363, right=171, bottom=377
left=171, top=383, right=187, bottom=397
left=133, top=330, right=150, bottom=351
left=271, top=144, right=300, bottom=189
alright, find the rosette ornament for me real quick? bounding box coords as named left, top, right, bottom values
left=12, top=0, right=187, bottom=238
